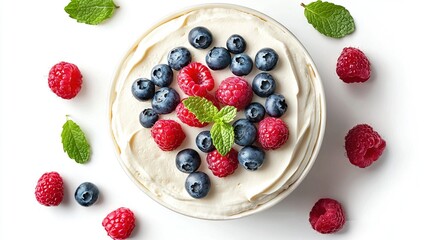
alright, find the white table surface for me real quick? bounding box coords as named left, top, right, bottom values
left=1, top=0, right=428, bottom=239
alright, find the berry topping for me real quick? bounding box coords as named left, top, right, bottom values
left=151, top=87, right=180, bottom=114
left=245, top=102, right=266, bottom=123
left=102, top=207, right=135, bottom=240
left=151, top=120, right=186, bottom=151
left=230, top=53, right=253, bottom=76
left=74, top=182, right=99, bottom=207
left=215, top=77, right=253, bottom=110
left=206, top=149, right=238, bottom=178
left=206, top=47, right=231, bottom=70
left=258, top=117, right=289, bottom=150
left=252, top=72, right=276, bottom=97
left=177, top=62, right=215, bottom=97
left=35, top=171, right=64, bottom=206
left=151, top=64, right=173, bottom=87
left=226, top=34, right=246, bottom=54
left=167, top=46, right=192, bottom=70
left=255, top=48, right=279, bottom=71
left=336, top=47, right=371, bottom=83
left=345, top=124, right=386, bottom=168
left=139, top=108, right=159, bottom=128
left=238, top=146, right=265, bottom=171
left=176, top=98, right=209, bottom=127
left=188, top=26, right=213, bottom=49
left=195, top=131, right=215, bottom=153
left=176, top=149, right=201, bottom=173
left=265, top=93, right=288, bottom=117
left=185, top=171, right=211, bottom=199
left=48, top=61, right=82, bottom=99
left=131, top=78, right=155, bottom=101
left=233, top=119, right=257, bottom=146
left=309, top=198, right=346, bottom=234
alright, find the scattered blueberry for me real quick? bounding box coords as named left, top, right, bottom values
left=255, top=48, right=279, bottom=71
left=167, top=47, right=192, bottom=70
left=185, top=171, right=211, bottom=199
left=195, top=131, right=215, bottom=153
left=188, top=26, right=213, bottom=49
left=131, top=78, right=155, bottom=101
left=252, top=72, right=276, bottom=97
left=151, top=87, right=180, bottom=114
left=74, top=182, right=99, bottom=207
left=206, top=47, right=231, bottom=70
left=233, top=119, right=257, bottom=146
left=151, top=64, right=173, bottom=87
left=230, top=53, right=253, bottom=76
left=265, top=93, right=288, bottom=117
left=238, top=146, right=265, bottom=171
left=226, top=34, right=246, bottom=54
left=176, top=149, right=201, bottom=173
left=139, top=108, right=159, bottom=128
left=245, top=102, right=266, bottom=123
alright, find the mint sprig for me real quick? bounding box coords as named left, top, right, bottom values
left=61, top=116, right=91, bottom=164
left=183, top=97, right=237, bottom=156
left=64, top=0, right=119, bottom=25
left=301, top=1, right=355, bottom=38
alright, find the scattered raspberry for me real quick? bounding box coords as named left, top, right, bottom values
left=257, top=117, right=289, bottom=150
left=176, top=98, right=210, bottom=128
left=102, top=207, right=135, bottom=240
left=206, top=149, right=238, bottom=178
left=345, top=124, right=386, bottom=168
left=336, top=47, right=371, bottom=83
left=309, top=198, right=346, bottom=234
left=177, top=62, right=215, bottom=97
left=48, top=61, right=82, bottom=99
left=215, top=76, right=253, bottom=110
left=34, top=172, right=64, bottom=206
left=151, top=119, right=186, bottom=151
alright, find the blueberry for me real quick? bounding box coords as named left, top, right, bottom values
left=151, top=64, right=173, bottom=87
left=238, top=146, right=265, bottom=171
left=226, top=34, right=246, bottom=54
left=167, top=47, right=192, bottom=70
left=176, top=149, right=201, bottom=173
left=205, top=47, right=231, bottom=70
left=151, top=87, right=180, bottom=114
left=131, top=78, right=155, bottom=101
left=139, top=108, right=159, bottom=128
left=185, top=171, right=211, bottom=199
left=233, top=119, right=257, bottom=146
left=188, top=26, right=213, bottom=49
left=255, top=48, right=279, bottom=71
left=252, top=72, right=276, bottom=97
left=230, top=53, right=253, bottom=76
left=195, top=131, right=215, bottom=153
left=74, top=182, right=99, bottom=207
left=245, top=102, right=266, bottom=123
left=265, top=93, right=288, bottom=117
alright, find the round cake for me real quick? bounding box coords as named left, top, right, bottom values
left=109, top=4, right=325, bottom=219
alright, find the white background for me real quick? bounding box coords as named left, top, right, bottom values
left=1, top=0, right=428, bottom=239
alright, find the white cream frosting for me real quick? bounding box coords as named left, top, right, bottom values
left=109, top=5, right=325, bottom=219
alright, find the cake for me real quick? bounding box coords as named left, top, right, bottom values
left=109, top=4, right=325, bottom=219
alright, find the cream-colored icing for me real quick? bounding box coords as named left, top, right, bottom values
left=109, top=5, right=325, bottom=219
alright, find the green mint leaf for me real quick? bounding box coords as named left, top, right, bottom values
left=211, top=122, right=234, bottom=156
left=61, top=117, right=91, bottom=164
left=183, top=96, right=219, bottom=123
left=64, top=0, right=119, bottom=25
left=302, top=1, right=355, bottom=38
left=215, top=106, right=237, bottom=123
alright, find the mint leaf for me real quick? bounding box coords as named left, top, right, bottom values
left=64, top=0, right=119, bottom=25
left=211, top=122, right=234, bottom=156
left=183, top=97, right=219, bottom=123
left=302, top=1, right=355, bottom=38
left=215, top=106, right=237, bottom=123
left=61, top=117, right=91, bottom=164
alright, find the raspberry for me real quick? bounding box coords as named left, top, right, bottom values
left=215, top=76, right=253, bottom=110
left=206, top=149, right=238, bottom=177
left=257, top=117, right=289, bottom=150
left=48, top=61, right=82, bottom=99
left=102, top=207, right=135, bottom=240
left=176, top=98, right=209, bottom=128
left=34, top=172, right=64, bottom=206
left=336, top=47, right=371, bottom=83
left=151, top=119, right=186, bottom=151
left=309, top=198, right=346, bottom=234
left=345, top=124, right=386, bottom=168
left=177, top=62, right=215, bottom=97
